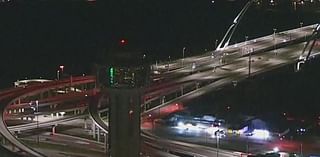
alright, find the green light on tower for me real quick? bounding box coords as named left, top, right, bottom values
left=109, top=67, right=114, bottom=85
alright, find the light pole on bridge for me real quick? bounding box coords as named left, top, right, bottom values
left=215, top=130, right=220, bottom=157
left=300, top=22, right=303, bottom=29
left=273, top=28, right=277, bottom=54
left=300, top=22, right=307, bottom=40
left=57, top=70, right=60, bottom=80
left=245, top=36, right=251, bottom=78
left=182, top=47, right=186, bottom=66
left=29, top=100, right=39, bottom=144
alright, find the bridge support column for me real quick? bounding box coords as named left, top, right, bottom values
left=92, top=123, right=96, bottom=139
left=1, top=137, right=5, bottom=145
left=11, top=143, right=16, bottom=152
left=97, top=127, right=100, bottom=142
left=107, top=89, right=142, bottom=157
left=104, top=133, right=109, bottom=154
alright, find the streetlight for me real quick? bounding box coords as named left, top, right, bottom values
left=300, top=143, right=303, bottom=157
left=182, top=47, right=186, bottom=66
left=246, top=136, right=249, bottom=154
left=29, top=100, right=39, bottom=144
left=273, top=28, right=277, bottom=40
left=167, top=56, right=171, bottom=71
left=300, top=22, right=306, bottom=40
left=245, top=36, right=251, bottom=78
left=59, top=65, right=64, bottom=73
left=215, top=131, right=220, bottom=157
left=300, top=22, right=303, bottom=29
left=273, top=28, right=277, bottom=54
left=59, top=65, right=64, bottom=79
left=36, top=100, right=39, bottom=144
left=215, top=39, right=218, bottom=50
left=57, top=70, right=60, bottom=80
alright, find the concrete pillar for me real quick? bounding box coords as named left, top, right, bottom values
left=92, top=123, right=96, bottom=139
left=56, top=113, right=59, bottom=118
left=11, top=144, right=15, bottom=152
left=1, top=137, right=5, bottom=145
left=97, top=127, right=100, bottom=142
left=104, top=133, right=108, bottom=153
left=108, top=89, right=142, bottom=157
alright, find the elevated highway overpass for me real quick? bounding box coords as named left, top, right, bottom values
left=0, top=23, right=319, bottom=156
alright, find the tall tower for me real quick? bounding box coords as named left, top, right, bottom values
left=97, top=43, right=149, bottom=157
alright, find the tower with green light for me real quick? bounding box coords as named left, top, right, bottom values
left=97, top=44, right=150, bottom=157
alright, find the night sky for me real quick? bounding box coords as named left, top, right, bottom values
left=0, top=0, right=319, bottom=88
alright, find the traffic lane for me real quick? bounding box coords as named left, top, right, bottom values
left=143, top=42, right=319, bottom=121
left=142, top=142, right=180, bottom=157
left=150, top=126, right=266, bottom=154
left=143, top=130, right=236, bottom=157
left=155, top=24, right=316, bottom=73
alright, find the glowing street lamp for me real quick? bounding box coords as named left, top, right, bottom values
left=59, top=65, right=64, bottom=73
left=273, top=28, right=277, bottom=40
left=58, top=65, right=64, bottom=80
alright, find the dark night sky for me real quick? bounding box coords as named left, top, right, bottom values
left=0, top=0, right=319, bottom=88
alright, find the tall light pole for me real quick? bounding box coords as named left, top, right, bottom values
left=300, top=143, right=303, bottom=157
left=273, top=28, right=277, bottom=54
left=182, top=47, right=186, bottom=66
left=29, top=100, right=39, bottom=144
left=59, top=65, right=64, bottom=79
left=245, top=36, right=251, bottom=77
left=57, top=70, right=60, bottom=80
left=215, top=39, right=218, bottom=50
left=300, top=22, right=303, bottom=29
left=168, top=56, right=171, bottom=71
left=300, top=22, right=306, bottom=40
left=246, top=136, right=249, bottom=154
left=36, top=100, right=39, bottom=144
left=216, top=132, right=220, bottom=157
left=59, top=65, right=64, bottom=73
